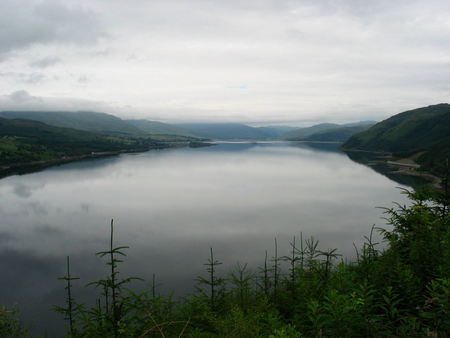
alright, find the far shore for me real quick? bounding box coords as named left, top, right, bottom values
left=0, top=140, right=211, bottom=179
left=343, top=148, right=443, bottom=190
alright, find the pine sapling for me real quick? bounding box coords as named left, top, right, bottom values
left=54, top=256, right=80, bottom=337
left=195, top=247, right=224, bottom=311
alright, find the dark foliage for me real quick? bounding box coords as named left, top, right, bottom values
left=343, top=103, right=450, bottom=175
left=3, top=179, right=449, bottom=337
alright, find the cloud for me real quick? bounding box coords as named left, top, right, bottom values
left=0, top=232, right=15, bottom=245
left=78, top=75, right=89, bottom=83
left=12, top=182, right=46, bottom=198
left=226, top=85, right=248, bottom=89
left=6, top=90, right=44, bottom=105
left=0, top=72, right=46, bottom=84
left=34, top=224, right=63, bottom=236
left=0, top=0, right=105, bottom=57
left=13, top=184, right=33, bottom=198
left=29, top=56, right=61, bottom=68
left=0, top=0, right=448, bottom=124
left=0, top=90, right=114, bottom=112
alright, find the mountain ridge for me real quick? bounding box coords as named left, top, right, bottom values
left=0, top=110, right=142, bottom=135
left=343, top=103, right=450, bottom=175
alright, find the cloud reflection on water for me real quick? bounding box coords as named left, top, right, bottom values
left=0, top=142, right=409, bottom=336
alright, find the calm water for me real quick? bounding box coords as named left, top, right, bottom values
left=0, top=142, right=410, bottom=336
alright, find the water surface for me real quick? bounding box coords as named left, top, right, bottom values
left=0, top=142, right=409, bottom=336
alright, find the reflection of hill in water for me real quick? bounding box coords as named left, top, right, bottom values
left=287, top=142, right=428, bottom=187
left=344, top=151, right=429, bottom=187
left=287, top=141, right=343, bottom=153
left=200, top=141, right=344, bottom=154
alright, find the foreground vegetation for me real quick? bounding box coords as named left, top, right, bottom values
left=1, top=177, right=449, bottom=337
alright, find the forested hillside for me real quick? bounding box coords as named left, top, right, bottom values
left=343, top=104, right=450, bottom=175
left=0, top=111, right=141, bottom=135
left=126, top=119, right=196, bottom=137
left=0, top=117, right=160, bottom=174
left=283, top=121, right=375, bottom=142
left=302, top=125, right=372, bottom=142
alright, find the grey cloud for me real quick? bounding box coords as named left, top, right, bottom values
left=0, top=248, right=62, bottom=300
left=6, top=90, right=44, bottom=105
left=0, top=232, right=16, bottom=244
left=13, top=184, right=33, bottom=198
left=0, top=0, right=448, bottom=124
left=30, top=56, right=61, bottom=68
left=0, top=72, right=46, bottom=84
left=34, top=224, right=63, bottom=236
left=78, top=75, right=89, bottom=83
left=27, top=202, right=48, bottom=216
left=0, top=0, right=105, bottom=56
left=0, top=90, right=115, bottom=112
left=12, top=182, right=45, bottom=198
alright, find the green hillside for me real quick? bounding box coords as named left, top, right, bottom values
left=0, top=117, right=159, bottom=171
left=282, top=122, right=375, bottom=142
left=174, top=123, right=270, bottom=139
left=282, top=123, right=339, bottom=140
left=343, top=103, right=450, bottom=175
left=126, top=119, right=196, bottom=137
left=303, top=125, right=373, bottom=142
left=0, top=111, right=141, bottom=135
left=255, top=125, right=297, bottom=138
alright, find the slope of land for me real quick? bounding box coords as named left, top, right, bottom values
left=343, top=103, right=450, bottom=175
left=283, top=121, right=375, bottom=142
left=126, top=119, right=197, bottom=137
left=282, top=123, right=339, bottom=140
left=0, top=111, right=142, bottom=135
left=174, top=122, right=271, bottom=140
left=0, top=117, right=176, bottom=177
left=302, top=125, right=373, bottom=142
left=255, top=125, right=298, bottom=138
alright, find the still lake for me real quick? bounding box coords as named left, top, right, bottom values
left=0, top=141, right=410, bottom=336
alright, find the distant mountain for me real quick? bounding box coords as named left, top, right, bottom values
left=126, top=119, right=196, bottom=137
left=303, top=125, right=374, bottom=142
left=0, top=117, right=159, bottom=168
left=255, top=126, right=298, bottom=138
left=173, top=122, right=373, bottom=141
left=282, top=121, right=375, bottom=142
left=0, top=111, right=141, bottom=135
left=343, top=103, right=450, bottom=175
left=174, top=123, right=271, bottom=140
left=343, top=120, right=377, bottom=127
left=282, top=123, right=339, bottom=140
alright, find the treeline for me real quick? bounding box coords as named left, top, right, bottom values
left=0, top=117, right=163, bottom=165
left=0, top=117, right=198, bottom=179
left=2, top=180, right=449, bottom=337
left=343, top=103, right=450, bottom=177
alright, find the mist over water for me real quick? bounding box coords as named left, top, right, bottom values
left=0, top=142, right=410, bottom=336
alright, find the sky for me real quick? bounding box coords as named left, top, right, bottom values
left=0, top=0, right=449, bottom=125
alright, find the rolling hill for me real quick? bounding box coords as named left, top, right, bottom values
left=126, top=119, right=196, bottom=137
left=255, top=125, right=298, bottom=138
left=174, top=123, right=270, bottom=139
left=343, top=103, right=450, bottom=175
left=282, top=123, right=339, bottom=140
left=0, top=117, right=159, bottom=171
left=0, top=111, right=142, bottom=135
left=302, top=125, right=374, bottom=142
left=283, top=121, right=375, bottom=141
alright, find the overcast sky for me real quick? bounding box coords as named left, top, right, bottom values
left=0, top=0, right=449, bottom=125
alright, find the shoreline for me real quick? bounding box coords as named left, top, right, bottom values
left=343, top=148, right=443, bottom=189
left=0, top=141, right=211, bottom=179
